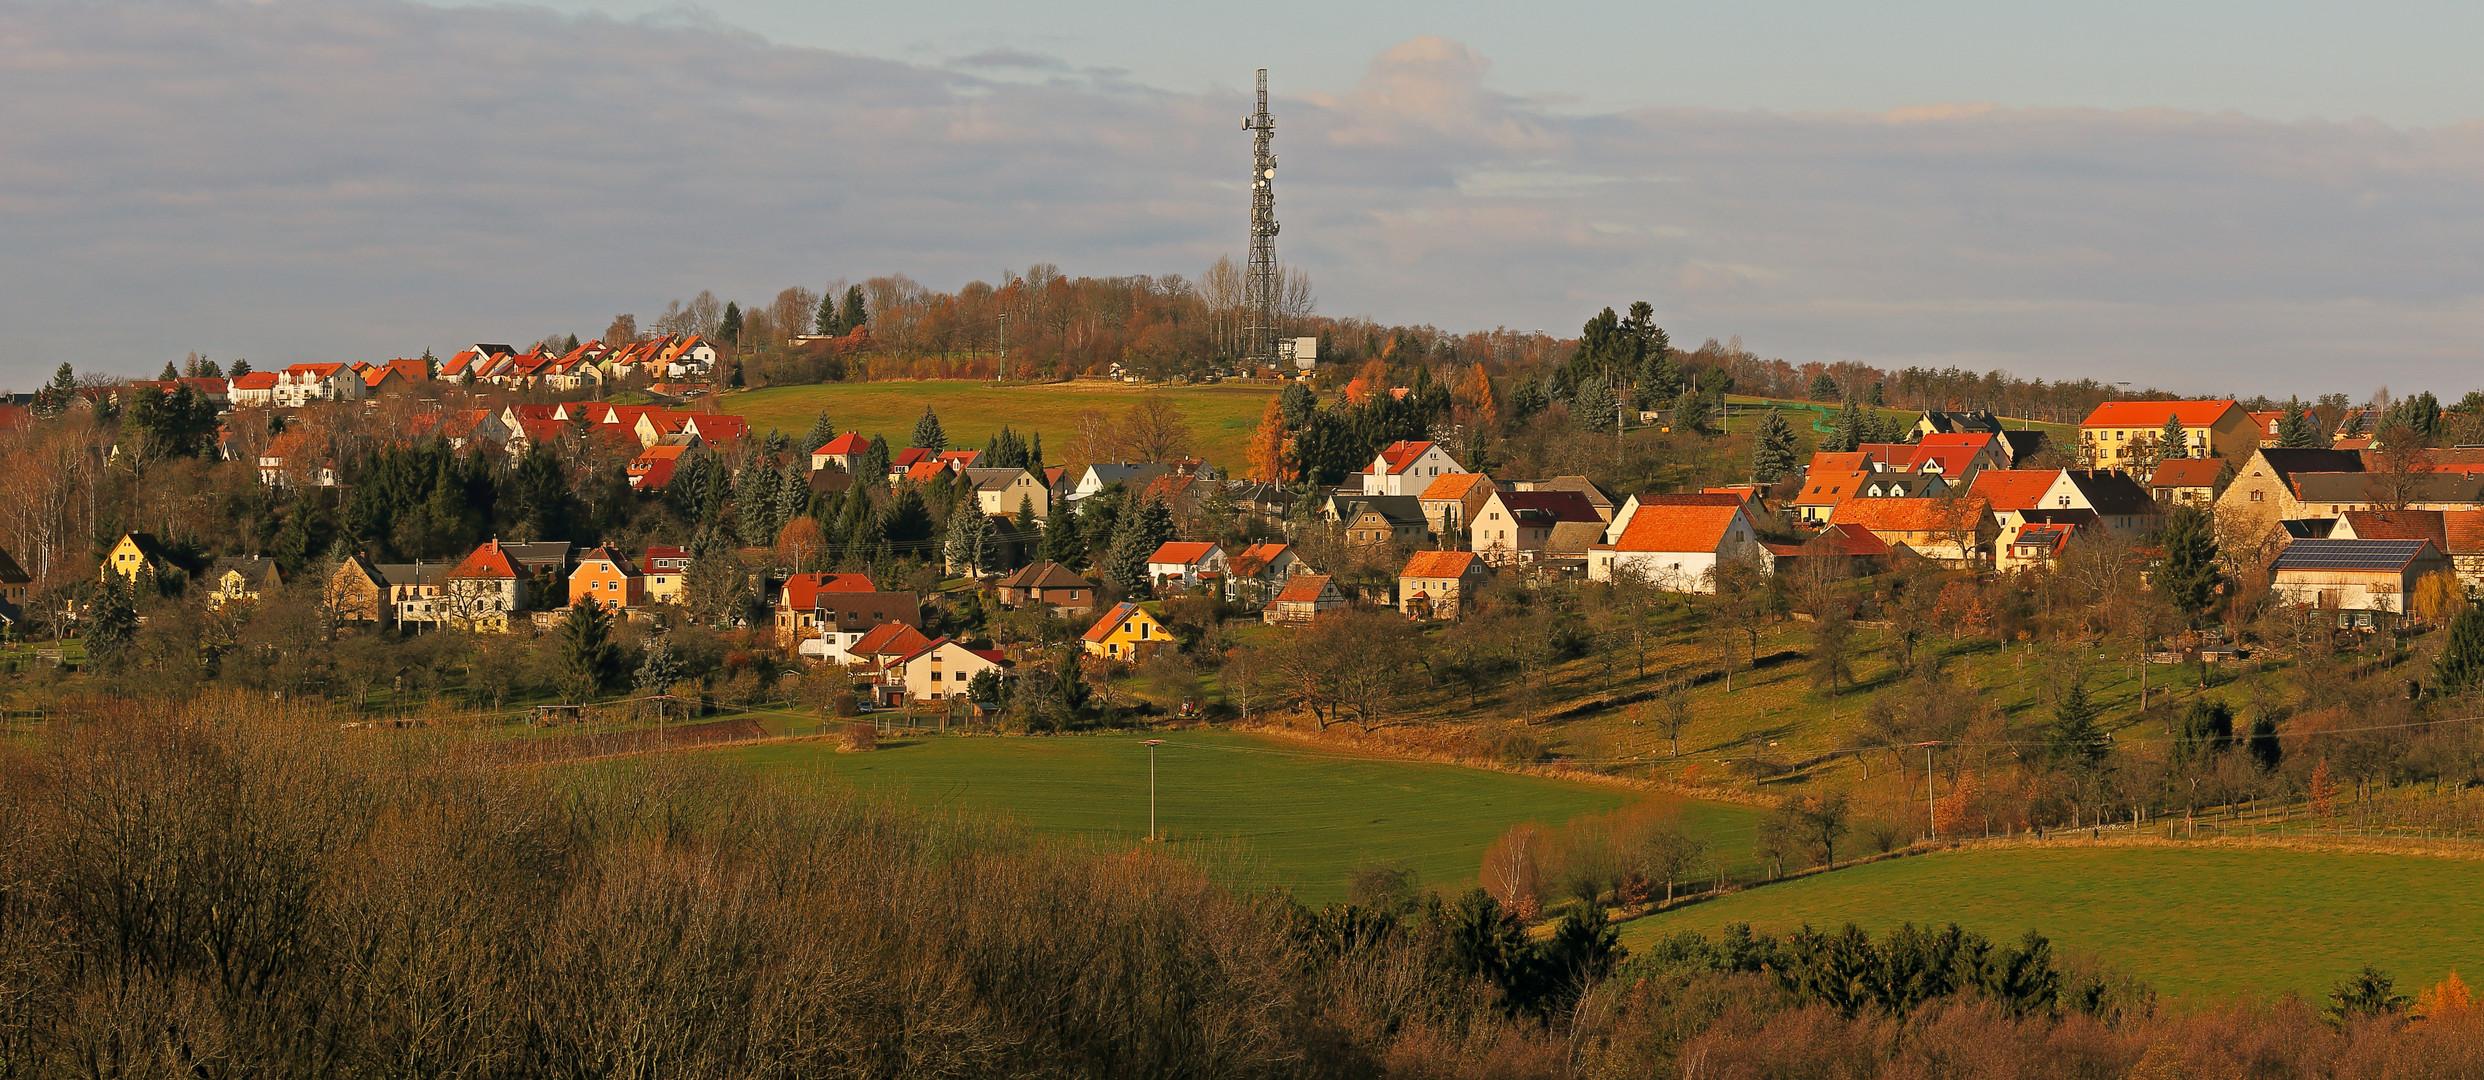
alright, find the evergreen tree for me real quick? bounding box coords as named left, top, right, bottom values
left=555, top=599, right=622, bottom=704
left=1279, top=382, right=1318, bottom=428
left=773, top=465, right=812, bottom=530
left=227, top=359, right=252, bottom=378
left=1040, top=504, right=1085, bottom=568
left=1508, top=378, right=1548, bottom=422
left=34, top=363, right=75, bottom=418
left=1866, top=381, right=1885, bottom=407
left=564, top=333, right=580, bottom=352
left=635, top=633, right=683, bottom=692
left=911, top=407, right=947, bottom=451
left=815, top=292, right=839, bottom=336
left=2159, top=415, right=2189, bottom=458
left=838, top=285, right=868, bottom=334
left=1541, top=367, right=1573, bottom=406
left=1028, top=431, right=1044, bottom=467
left=1015, top=494, right=1040, bottom=535
left=2173, top=698, right=2235, bottom=766
left=1809, top=372, right=1840, bottom=401
left=158, top=361, right=179, bottom=381
left=945, top=503, right=999, bottom=576
left=2246, top=715, right=2284, bottom=771
left=859, top=435, right=891, bottom=487
left=2156, top=505, right=2225, bottom=622
left=1751, top=409, right=1800, bottom=483
left=843, top=494, right=887, bottom=570
left=1136, top=494, right=1177, bottom=550
left=2047, top=683, right=2111, bottom=767
left=725, top=357, right=744, bottom=389
left=735, top=467, right=778, bottom=546
left=718, top=302, right=743, bottom=349
left=1100, top=504, right=1156, bottom=594
left=2436, top=606, right=2484, bottom=695
left=763, top=428, right=792, bottom=461
left=86, top=574, right=139, bottom=671
left=1571, top=376, right=1618, bottom=433
left=881, top=484, right=934, bottom=545
left=2277, top=401, right=2323, bottom=448
left=1671, top=386, right=1707, bottom=436
left=2338, top=408, right=2366, bottom=440
left=274, top=507, right=313, bottom=576
left=1822, top=398, right=1865, bottom=453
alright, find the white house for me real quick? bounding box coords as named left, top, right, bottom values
left=1588, top=504, right=1761, bottom=593
left=888, top=637, right=1009, bottom=702
left=662, top=336, right=719, bottom=379
left=1069, top=462, right=1169, bottom=507
left=273, top=363, right=365, bottom=407
left=1359, top=440, right=1468, bottom=497
left=1145, top=541, right=1228, bottom=594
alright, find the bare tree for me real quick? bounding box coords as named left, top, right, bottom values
left=1121, top=397, right=1194, bottom=464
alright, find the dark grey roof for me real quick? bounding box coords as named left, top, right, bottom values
left=500, top=541, right=572, bottom=571
left=1922, top=410, right=2002, bottom=434
left=2062, top=470, right=2159, bottom=517
left=2272, top=538, right=2439, bottom=572
left=377, top=563, right=451, bottom=586
left=2279, top=518, right=2337, bottom=539
left=1338, top=494, right=1426, bottom=527
left=2253, top=448, right=2364, bottom=488
left=2292, top=472, right=2484, bottom=505
left=205, top=556, right=281, bottom=584
left=1998, top=430, right=2047, bottom=466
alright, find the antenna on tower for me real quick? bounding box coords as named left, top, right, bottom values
left=1243, top=69, right=1279, bottom=369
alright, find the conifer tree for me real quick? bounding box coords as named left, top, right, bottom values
left=945, top=504, right=998, bottom=576
left=718, top=302, right=743, bottom=349
left=772, top=465, right=811, bottom=529
left=1101, top=506, right=1156, bottom=595
left=1809, top=372, right=1840, bottom=401
left=158, top=361, right=179, bottom=381
left=227, top=359, right=252, bottom=378
left=816, top=292, right=839, bottom=336
left=1752, top=409, right=1799, bottom=483
left=802, top=412, right=836, bottom=455
left=1572, top=376, right=1618, bottom=433
left=2048, top=683, right=2111, bottom=767
left=859, top=435, right=891, bottom=487
left=1040, top=504, right=1085, bottom=568
left=1015, top=494, right=1039, bottom=535
left=880, top=484, right=933, bottom=544
left=555, top=599, right=621, bottom=704
left=635, top=633, right=683, bottom=691
left=1280, top=382, right=1318, bottom=428
left=838, top=286, right=867, bottom=334
left=911, top=407, right=947, bottom=451
left=2156, top=505, right=2225, bottom=622
left=1823, top=398, right=1865, bottom=453
left=2159, top=415, right=2189, bottom=458
left=2278, top=401, right=2324, bottom=448
left=86, top=573, right=138, bottom=670
left=1671, top=386, right=1706, bottom=436
left=2437, top=606, right=2484, bottom=695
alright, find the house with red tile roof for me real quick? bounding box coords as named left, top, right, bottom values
left=275, top=363, right=363, bottom=407
left=2078, top=400, right=2254, bottom=472
left=1966, top=469, right=2065, bottom=532
left=1398, top=550, right=1491, bottom=619
left=811, top=431, right=870, bottom=472
left=889, top=447, right=938, bottom=480
left=627, top=444, right=691, bottom=490
left=1758, top=522, right=1891, bottom=576
left=1417, top=471, right=1495, bottom=539
left=2146, top=458, right=2224, bottom=508
left=438, top=539, right=525, bottom=632
left=1226, top=541, right=1305, bottom=606
left=227, top=371, right=280, bottom=407
left=1262, top=574, right=1347, bottom=626
left=1828, top=498, right=2000, bottom=569
left=1471, top=490, right=1603, bottom=565
left=1588, top=503, right=1760, bottom=592
left=1605, top=492, right=1753, bottom=544
left=1360, top=439, right=1468, bottom=496
left=1145, top=541, right=1226, bottom=594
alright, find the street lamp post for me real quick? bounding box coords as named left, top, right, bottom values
left=1143, top=739, right=1165, bottom=842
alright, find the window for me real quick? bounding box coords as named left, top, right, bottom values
left=2250, top=490, right=2264, bottom=502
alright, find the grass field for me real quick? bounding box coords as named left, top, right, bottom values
left=713, top=730, right=1763, bottom=904
left=723, top=380, right=1282, bottom=467
left=1618, top=843, right=2484, bottom=1001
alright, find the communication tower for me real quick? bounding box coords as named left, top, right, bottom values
left=1243, top=69, right=1279, bottom=367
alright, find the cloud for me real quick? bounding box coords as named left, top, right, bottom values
left=947, top=48, right=1070, bottom=73
left=2, top=1, right=2483, bottom=393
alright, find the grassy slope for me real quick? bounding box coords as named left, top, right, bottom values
left=721, top=380, right=1281, bottom=468
left=1620, top=844, right=2484, bottom=1001
left=715, top=730, right=1760, bottom=904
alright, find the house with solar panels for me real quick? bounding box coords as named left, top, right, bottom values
left=2268, top=538, right=2453, bottom=626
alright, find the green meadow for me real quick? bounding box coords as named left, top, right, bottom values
left=722, top=380, right=1280, bottom=466
left=713, top=730, right=1761, bottom=905
left=1620, top=843, right=2484, bottom=1001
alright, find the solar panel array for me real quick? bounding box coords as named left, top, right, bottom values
left=2271, top=538, right=2433, bottom=571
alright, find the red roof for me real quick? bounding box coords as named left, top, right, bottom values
left=2443, top=510, right=2484, bottom=556
left=2148, top=458, right=2223, bottom=489
left=1420, top=472, right=1489, bottom=501
left=445, top=540, right=520, bottom=580
left=230, top=372, right=278, bottom=390
left=814, top=432, right=869, bottom=456
left=2081, top=400, right=2241, bottom=429
left=1809, top=522, right=1891, bottom=557
left=1147, top=541, right=1219, bottom=566
left=902, top=461, right=949, bottom=483
left=892, top=448, right=936, bottom=469
left=1794, top=470, right=1872, bottom=506
left=576, top=545, right=641, bottom=577
left=1829, top=498, right=1993, bottom=533
left=1366, top=440, right=1436, bottom=475
left=1401, top=550, right=1482, bottom=578
left=1272, top=574, right=1336, bottom=604
left=2342, top=510, right=2447, bottom=545
left=641, top=545, right=689, bottom=573
left=851, top=622, right=932, bottom=659
left=781, top=572, right=878, bottom=608
left=1491, top=490, right=1602, bottom=524
left=1967, top=469, right=2063, bottom=511
left=1082, top=602, right=1149, bottom=642
left=1610, top=504, right=1743, bottom=553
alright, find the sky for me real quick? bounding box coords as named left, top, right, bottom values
left=5, top=0, right=2484, bottom=394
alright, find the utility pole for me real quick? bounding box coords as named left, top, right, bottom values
left=1144, top=739, right=1165, bottom=842
left=1242, top=69, right=1280, bottom=369
left=996, top=312, right=1007, bottom=381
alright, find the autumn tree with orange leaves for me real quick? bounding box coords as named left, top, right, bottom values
left=1244, top=397, right=1295, bottom=482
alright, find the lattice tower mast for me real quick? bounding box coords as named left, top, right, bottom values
left=1242, top=69, right=1279, bottom=366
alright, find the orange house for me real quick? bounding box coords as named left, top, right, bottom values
left=567, top=545, right=644, bottom=612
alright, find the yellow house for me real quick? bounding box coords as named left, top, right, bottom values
left=1081, top=602, right=1169, bottom=661
left=642, top=545, right=691, bottom=604
left=102, top=533, right=174, bottom=585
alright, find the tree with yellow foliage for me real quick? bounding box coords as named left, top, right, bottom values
left=1244, top=397, right=1294, bottom=482
left=2416, top=971, right=2473, bottom=1019
left=2414, top=570, right=2467, bottom=626
left=1455, top=363, right=1498, bottom=430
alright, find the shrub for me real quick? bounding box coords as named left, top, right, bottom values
left=842, top=720, right=878, bottom=752
left=832, top=691, right=860, bottom=718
